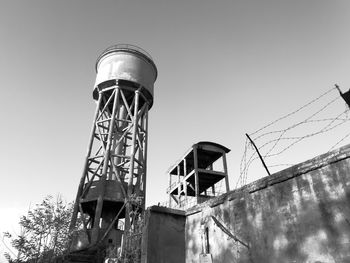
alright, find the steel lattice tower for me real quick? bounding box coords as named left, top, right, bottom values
left=69, top=44, right=157, bottom=260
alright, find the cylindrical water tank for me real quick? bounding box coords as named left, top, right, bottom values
left=94, top=44, right=158, bottom=105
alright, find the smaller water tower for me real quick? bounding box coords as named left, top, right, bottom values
left=167, top=142, right=230, bottom=209
left=69, top=44, right=157, bottom=259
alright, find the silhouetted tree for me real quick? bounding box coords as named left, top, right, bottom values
left=3, top=195, right=74, bottom=263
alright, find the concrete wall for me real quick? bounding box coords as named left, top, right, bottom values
left=185, top=145, right=350, bottom=263
left=141, top=206, right=186, bottom=263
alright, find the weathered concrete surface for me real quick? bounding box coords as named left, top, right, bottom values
left=141, top=206, right=186, bottom=263
left=185, top=144, right=350, bottom=263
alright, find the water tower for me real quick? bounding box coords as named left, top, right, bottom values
left=69, top=44, right=157, bottom=258
left=167, top=142, right=230, bottom=209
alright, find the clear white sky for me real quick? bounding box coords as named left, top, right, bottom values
left=1, top=0, right=350, bottom=258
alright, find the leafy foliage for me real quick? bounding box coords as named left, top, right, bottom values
left=3, top=195, right=74, bottom=263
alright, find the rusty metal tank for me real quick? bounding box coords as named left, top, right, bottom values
left=93, top=44, right=158, bottom=107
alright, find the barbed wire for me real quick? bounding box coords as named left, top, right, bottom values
left=263, top=110, right=350, bottom=158
left=250, top=87, right=337, bottom=136
left=237, top=110, right=349, bottom=184
left=236, top=86, right=350, bottom=188
left=253, top=95, right=340, bottom=142
left=237, top=140, right=257, bottom=188
left=237, top=139, right=249, bottom=188
left=329, top=131, right=350, bottom=152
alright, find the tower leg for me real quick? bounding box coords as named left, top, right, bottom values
left=69, top=95, right=102, bottom=234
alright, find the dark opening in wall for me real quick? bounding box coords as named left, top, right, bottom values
left=205, top=226, right=210, bottom=253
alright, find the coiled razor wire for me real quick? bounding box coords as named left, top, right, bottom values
left=236, top=86, right=350, bottom=188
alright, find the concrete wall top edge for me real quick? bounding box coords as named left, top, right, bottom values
left=148, top=205, right=186, bottom=216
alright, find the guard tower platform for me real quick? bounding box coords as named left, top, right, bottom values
left=167, top=142, right=230, bottom=209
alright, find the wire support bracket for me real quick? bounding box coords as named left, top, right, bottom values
left=245, top=133, right=271, bottom=176
left=335, top=84, right=350, bottom=108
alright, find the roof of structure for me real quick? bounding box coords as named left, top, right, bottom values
left=168, top=141, right=230, bottom=176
